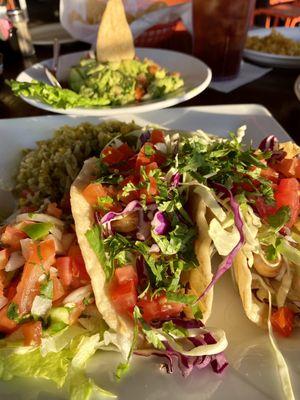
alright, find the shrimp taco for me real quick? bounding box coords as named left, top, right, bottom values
left=171, top=128, right=300, bottom=336
left=232, top=138, right=300, bottom=334
left=70, top=128, right=228, bottom=375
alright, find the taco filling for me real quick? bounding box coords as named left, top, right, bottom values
left=71, top=128, right=228, bottom=377
left=0, top=204, right=98, bottom=343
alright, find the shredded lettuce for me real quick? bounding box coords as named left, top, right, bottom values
left=0, top=326, right=114, bottom=400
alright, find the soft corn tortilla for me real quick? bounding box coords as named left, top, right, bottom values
left=70, top=137, right=213, bottom=355
left=233, top=251, right=268, bottom=327
left=232, top=141, right=300, bottom=328
left=96, top=0, right=135, bottom=62
left=71, top=157, right=133, bottom=358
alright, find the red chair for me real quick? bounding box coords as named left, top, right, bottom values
left=254, top=1, right=300, bottom=27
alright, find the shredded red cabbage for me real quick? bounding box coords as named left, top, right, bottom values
left=134, top=331, right=228, bottom=377
left=259, top=135, right=286, bottom=163
left=197, top=184, right=245, bottom=301
left=101, top=200, right=141, bottom=224
left=259, top=135, right=278, bottom=152
left=151, top=211, right=170, bottom=235
left=170, top=172, right=181, bottom=187
left=140, top=131, right=151, bottom=145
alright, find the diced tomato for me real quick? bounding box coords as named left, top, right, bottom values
left=46, top=202, right=63, bottom=219
left=82, top=182, right=113, bottom=207
left=275, top=178, right=299, bottom=228
left=109, top=280, right=137, bottom=315
left=56, top=256, right=73, bottom=287
left=69, top=302, right=85, bottom=325
left=255, top=197, right=277, bottom=220
left=68, top=244, right=90, bottom=287
left=0, top=270, right=6, bottom=297
left=22, top=321, right=42, bottom=346
left=148, top=64, right=158, bottom=75
left=140, top=176, right=158, bottom=204
left=144, top=162, right=158, bottom=175
left=51, top=274, right=65, bottom=302
left=138, top=295, right=184, bottom=323
left=0, top=305, right=17, bottom=333
left=135, top=86, right=145, bottom=101
left=150, top=130, right=165, bottom=144
left=0, top=249, right=9, bottom=270
left=136, top=143, right=154, bottom=168
left=260, top=167, right=279, bottom=183
left=115, top=265, right=138, bottom=286
left=5, top=277, right=19, bottom=301
left=13, top=239, right=56, bottom=315
left=271, top=307, right=294, bottom=337
left=117, top=143, right=135, bottom=160
left=119, top=176, right=140, bottom=204
left=102, top=146, right=124, bottom=165
left=1, top=226, right=27, bottom=251
left=273, top=158, right=300, bottom=179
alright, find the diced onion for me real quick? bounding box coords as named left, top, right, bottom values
left=63, top=285, right=92, bottom=305
left=5, top=251, right=25, bottom=272
left=31, top=295, right=52, bottom=317
left=16, top=213, right=64, bottom=227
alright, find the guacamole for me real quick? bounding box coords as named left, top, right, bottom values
left=68, top=57, right=184, bottom=106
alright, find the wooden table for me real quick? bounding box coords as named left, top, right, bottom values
left=0, top=30, right=299, bottom=145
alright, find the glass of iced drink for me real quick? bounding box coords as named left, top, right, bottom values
left=192, top=0, right=255, bottom=80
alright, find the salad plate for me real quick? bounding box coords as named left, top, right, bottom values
left=15, top=48, right=211, bottom=116
left=0, top=104, right=299, bottom=400
left=244, top=27, right=300, bottom=68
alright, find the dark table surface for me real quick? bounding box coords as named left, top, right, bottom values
left=0, top=30, right=299, bottom=144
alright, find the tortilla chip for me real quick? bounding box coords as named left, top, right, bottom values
left=96, top=0, right=135, bottom=62
left=70, top=157, right=133, bottom=359
left=280, top=141, right=300, bottom=158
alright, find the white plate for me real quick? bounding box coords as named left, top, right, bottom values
left=244, top=27, right=300, bottom=68
left=30, top=22, right=75, bottom=45
left=0, top=104, right=299, bottom=400
left=16, top=48, right=212, bottom=116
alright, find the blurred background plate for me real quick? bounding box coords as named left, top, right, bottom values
left=16, top=48, right=212, bottom=116
left=244, top=27, right=300, bottom=68
left=30, top=22, right=76, bottom=45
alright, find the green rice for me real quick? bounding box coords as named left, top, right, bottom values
left=14, top=120, right=140, bottom=207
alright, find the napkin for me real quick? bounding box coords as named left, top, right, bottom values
left=209, top=62, right=272, bottom=93
left=60, top=0, right=190, bottom=43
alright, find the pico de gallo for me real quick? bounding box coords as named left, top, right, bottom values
left=82, top=128, right=228, bottom=377
left=0, top=203, right=94, bottom=345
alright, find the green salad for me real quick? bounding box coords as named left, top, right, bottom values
left=7, top=56, right=184, bottom=109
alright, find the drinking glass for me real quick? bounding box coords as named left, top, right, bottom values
left=192, top=0, right=255, bottom=80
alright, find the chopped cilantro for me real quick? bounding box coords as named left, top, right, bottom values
left=40, top=279, right=53, bottom=299
left=162, top=321, right=188, bottom=338
left=268, top=206, right=290, bottom=231
left=144, top=144, right=155, bottom=157
left=7, top=302, right=19, bottom=322
left=166, top=292, right=197, bottom=305
left=85, top=225, right=109, bottom=278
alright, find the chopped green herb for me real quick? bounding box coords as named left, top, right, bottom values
left=162, top=321, right=188, bottom=338
left=268, top=206, right=290, bottom=231
left=40, top=279, right=53, bottom=299
left=166, top=292, right=197, bottom=305
left=7, top=302, right=19, bottom=322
